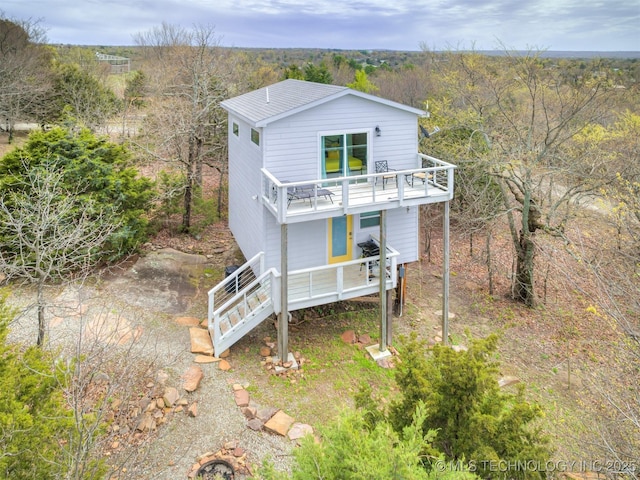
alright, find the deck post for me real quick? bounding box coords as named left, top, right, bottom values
left=442, top=200, right=450, bottom=345
left=279, top=223, right=289, bottom=361
left=386, top=289, right=393, bottom=346
left=379, top=210, right=388, bottom=352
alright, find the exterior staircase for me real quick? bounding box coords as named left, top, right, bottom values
left=208, top=253, right=279, bottom=356
left=207, top=244, right=398, bottom=356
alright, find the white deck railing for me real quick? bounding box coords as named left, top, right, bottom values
left=207, top=242, right=400, bottom=353
left=261, top=153, right=455, bottom=224
left=288, top=240, right=399, bottom=310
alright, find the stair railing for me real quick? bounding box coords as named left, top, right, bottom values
left=208, top=252, right=264, bottom=319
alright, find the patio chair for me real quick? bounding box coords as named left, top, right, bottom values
left=375, top=160, right=397, bottom=189
left=299, top=184, right=335, bottom=204
left=405, top=170, right=433, bottom=187
left=286, top=182, right=335, bottom=205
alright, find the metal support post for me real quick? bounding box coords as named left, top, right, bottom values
left=442, top=201, right=450, bottom=345
left=379, top=210, right=388, bottom=352
left=278, top=223, right=289, bottom=361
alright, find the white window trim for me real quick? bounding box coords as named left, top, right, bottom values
left=317, top=128, right=373, bottom=178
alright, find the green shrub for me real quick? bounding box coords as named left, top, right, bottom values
left=0, top=126, right=154, bottom=260
left=254, top=403, right=476, bottom=480
left=0, top=295, right=75, bottom=479
left=388, top=333, right=551, bottom=478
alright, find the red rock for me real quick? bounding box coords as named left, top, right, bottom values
left=264, top=410, right=295, bottom=436
left=241, top=406, right=257, bottom=419
left=182, top=365, right=204, bottom=392
left=162, top=387, right=179, bottom=407
left=256, top=406, right=278, bottom=422
left=233, top=447, right=244, bottom=457
left=194, top=355, right=219, bottom=363
left=189, top=327, right=213, bottom=355
left=219, top=359, right=231, bottom=371
left=288, top=422, right=314, bottom=440
left=259, top=346, right=272, bottom=357
left=135, top=412, right=156, bottom=432
left=247, top=418, right=263, bottom=431
left=234, top=389, right=250, bottom=407
left=358, top=333, right=372, bottom=345
left=187, top=402, right=198, bottom=417
left=340, top=330, right=357, bottom=344
left=175, top=316, right=201, bottom=327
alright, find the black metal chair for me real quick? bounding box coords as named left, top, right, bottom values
left=375, top=160, right=397, bottom=189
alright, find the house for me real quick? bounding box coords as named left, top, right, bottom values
left=208, top=79, right=455, bottom=361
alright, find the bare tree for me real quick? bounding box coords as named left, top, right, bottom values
left=555, top=217, right=640, bottom=470
left=434, top=47, right=619, bottom=306
left=53, top=297, right=164, bottom=480
left=0, top=162, right=119, bottom=345
left=0, top=13, right=53, bottom=141
left=134, top=23, right=231, bottom=232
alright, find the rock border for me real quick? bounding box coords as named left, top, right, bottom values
left=181, top=318, right=314, bottom=478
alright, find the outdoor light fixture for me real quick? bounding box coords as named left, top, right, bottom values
left=375, top=125, right=381, bottom=136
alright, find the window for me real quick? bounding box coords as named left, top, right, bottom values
left=251, top=128, right=260, bottom=145
left=360, top=211, right=380, bottom=228
left=321, top=132, right=368, bottom=178
left=232, top=122, right=239, bottom=136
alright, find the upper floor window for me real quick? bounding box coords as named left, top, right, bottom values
left=232, top=122, right=239, bottom=136
left=251, top=128, right=260, bottom=146
left=321, top=132, right=368, bottom=179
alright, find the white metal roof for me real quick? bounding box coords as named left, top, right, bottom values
left=221, top=79, right=425, bottom=127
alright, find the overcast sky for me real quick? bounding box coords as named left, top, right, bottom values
left=2, top=0, right=639, bottom=52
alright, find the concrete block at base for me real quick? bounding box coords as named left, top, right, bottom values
left=366, top=344, right=393, bottom=361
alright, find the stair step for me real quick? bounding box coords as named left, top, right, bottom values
left=257, top=290, right=269, bottom=303
left=237, top=304, right=246, bottom=317
left=247, top=293, right=260, bottom=310
left=220, top=318, right=231, bottom=335
left=229, top=311, right=241, bottom=327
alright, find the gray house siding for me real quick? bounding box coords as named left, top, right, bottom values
left=226, top=83, right=422, bottom=271
left=228, top=115, right=265, bottom=261
left=264, top=216, right=326, bottom=271
left=264, top=95, right=419, bottom=181
left=354, top=207, right=419, bottom=265
left=385, top=207, right=420, bottom=263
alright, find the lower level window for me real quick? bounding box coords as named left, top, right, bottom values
left=360, top=211, right=380, bottom=228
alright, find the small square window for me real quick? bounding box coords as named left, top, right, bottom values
left=251, top=128, right=260, bottom=146
left=232, top=122, right=239, bottom=136
left=360, top=211, right=380, bottom=229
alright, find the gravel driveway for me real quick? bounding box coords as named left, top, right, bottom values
left=7, top=248, right=293, bottom=479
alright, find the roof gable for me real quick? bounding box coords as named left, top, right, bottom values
left=221, top=79, right=425, bottom=127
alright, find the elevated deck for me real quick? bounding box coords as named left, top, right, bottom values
left=262, top=153, right=455, bottom=224
left=208, top=244, right=398, bottom=356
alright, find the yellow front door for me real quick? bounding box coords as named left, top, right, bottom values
left=328, top=215, right=353, bottom=264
